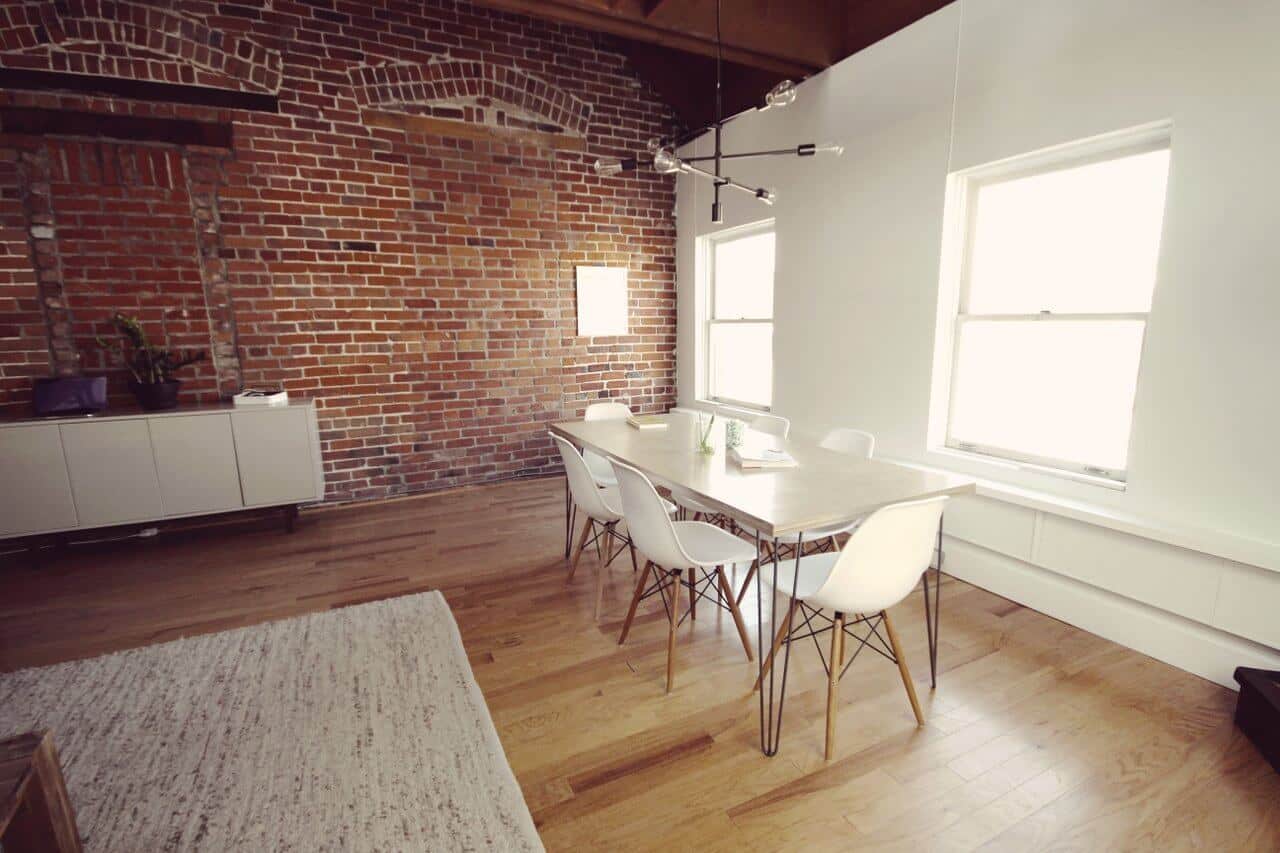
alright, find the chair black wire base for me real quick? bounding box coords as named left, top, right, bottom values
left=774, top=603, right=898, bottom=681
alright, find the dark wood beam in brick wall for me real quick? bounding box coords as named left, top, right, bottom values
left=0, top=108, right=233, bottom=149
left=0, top=69, right=278, bottom=114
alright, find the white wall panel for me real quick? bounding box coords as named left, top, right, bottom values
left=1213, top=562, right=1280, bottom=649
left=942, top=494, right=1035, bottom=561
left=1033, top=514, right=1221, bottom=624
left=945, top=537, right=1280, bottom=688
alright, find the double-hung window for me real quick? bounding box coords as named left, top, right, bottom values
left=940, top=127, right=1172, bottom=482
left=703, top=221, right=775, bottom=410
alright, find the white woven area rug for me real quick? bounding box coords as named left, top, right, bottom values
left=0, top=591, right=542, bottom=852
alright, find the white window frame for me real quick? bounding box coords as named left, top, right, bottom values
left=699, top=219, right=776, bottom=412
left=933, top=123, right=1173, bottom=485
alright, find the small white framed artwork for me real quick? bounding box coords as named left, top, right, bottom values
left=575, top=265, right=628, bottom=336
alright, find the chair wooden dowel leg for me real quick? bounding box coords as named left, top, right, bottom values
left=666, top=569, right=681, bottom=693
left=688, top=567, right=697, bottom=620
left=882, top=610, right=925, bottom=727
left=826, top=611, right=845, bottom=761
left=618, top=561, right=652, bottom=645
left=593, top=523, right=613, bottom=621
left=567, top=518, right=592, bottom=584
left=734, top=559, right=759, bottom=607
left=717, top=566, right=754, bottom=661
left=752, top=598, right=796, bottom=692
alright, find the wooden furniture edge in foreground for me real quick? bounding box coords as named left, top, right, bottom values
left=0, top=731, right=83, bottom=853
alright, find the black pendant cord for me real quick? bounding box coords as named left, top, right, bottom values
left=711, top=0, right=725, bottom=222
left=715, top=0, right=723, bottom=127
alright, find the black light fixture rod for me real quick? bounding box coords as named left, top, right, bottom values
left=682, top=144, right=819, bottom=164
left=680, top=160, right=768, bottom=199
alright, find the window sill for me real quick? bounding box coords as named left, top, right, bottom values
left=932, top=445, right=1127, bottom=492
left=885, top=454, right=1280, bottom=575
left=697, top=399, right=771, bottom=418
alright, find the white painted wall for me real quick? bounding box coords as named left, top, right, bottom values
left=675, top=0, right=1280, bottom=685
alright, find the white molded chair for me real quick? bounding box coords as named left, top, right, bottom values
left=554, top=435, right=673, bottom=620
left=562, top=401, right=631, bottom=557
left=582, top=401, right=631, bottom=487
left=756, top=495, right=948, bottom=759
left=611, top=458, right=758, bottom=692
left=735, top=426, right=877, bottom=604
left=750, top=412, right=791, bottom=439
left=819, top=427, right=875, bottom=458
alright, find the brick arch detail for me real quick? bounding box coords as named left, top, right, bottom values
left=0, top=1, right=282, bottom=93
left=350, top=60, right=592, bottom=136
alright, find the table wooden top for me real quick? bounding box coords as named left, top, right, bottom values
left=550, top=412, right=975, bottom=537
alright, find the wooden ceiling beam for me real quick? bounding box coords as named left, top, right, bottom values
left=467, top=0, right=824, bottom=78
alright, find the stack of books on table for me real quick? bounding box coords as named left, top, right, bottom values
left=627, top=414, right=668, bottom=430
left=729, top=447, right=798, bottom=469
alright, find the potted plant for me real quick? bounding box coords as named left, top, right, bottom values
left=97, top=312, right=206, bottom=411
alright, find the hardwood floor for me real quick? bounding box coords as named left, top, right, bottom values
left=2, top=477, right=1278, bottom=851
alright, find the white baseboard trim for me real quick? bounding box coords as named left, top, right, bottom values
left=944, top=536, right=1280, bottom=690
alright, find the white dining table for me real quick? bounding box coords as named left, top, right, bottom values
left=550, top=411, right=976, bottom=756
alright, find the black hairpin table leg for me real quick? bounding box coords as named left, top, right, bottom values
left=563, top=478, right=573, bottom=559
left=922, top=517, right=944, bottom=688
left=758, top=532, right=804, bottom=756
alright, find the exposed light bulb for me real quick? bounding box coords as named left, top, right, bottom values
left=756, top=188, right=777, bottom=206
left=816, top=142, right=844, bottom=156
left=652, top=148, right=683, bottom=174
left=764, top=79, right=798, bottom=109
left=593, top=157, right=635, bottom=176
left=645, top=137, right=664, bottom=154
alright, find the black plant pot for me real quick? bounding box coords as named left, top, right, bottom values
left=129, top=379, right=182, bottom=411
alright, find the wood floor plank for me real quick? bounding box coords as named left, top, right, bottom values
left=1, top=476, right=1276, bottom=851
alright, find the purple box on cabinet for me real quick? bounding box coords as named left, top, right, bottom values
left=32, top=376, right=108, bottom=417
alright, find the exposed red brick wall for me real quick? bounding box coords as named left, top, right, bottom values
left=0, top=0, right=679, bottom=502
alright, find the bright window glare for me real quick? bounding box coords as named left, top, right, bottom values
left=968, top=148, right=1170, bottom=314
left=713, top=232, right=775, bottom=319
left=710, top=323, right=773, bottom=408
left=950, top=320, right=1146, bottom=472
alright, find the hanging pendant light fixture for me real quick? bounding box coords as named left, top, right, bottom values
left=592, top=0, right=843, bottom=223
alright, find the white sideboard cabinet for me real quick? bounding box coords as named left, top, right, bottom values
left=0, top=400, right=325, bottom=540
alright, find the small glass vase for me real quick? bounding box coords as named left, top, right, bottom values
left=725, top=418, right=745, bottom=450
left=696, top=413, right=718, bottom=455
